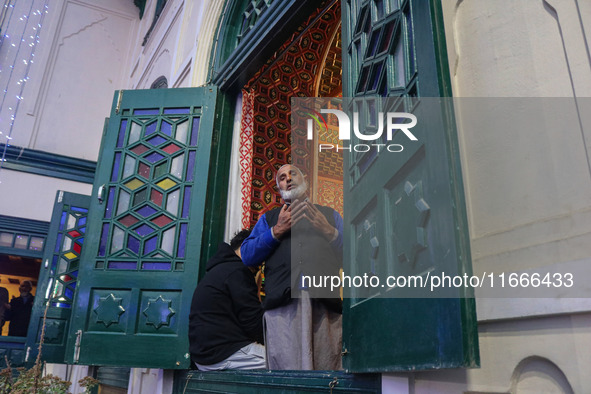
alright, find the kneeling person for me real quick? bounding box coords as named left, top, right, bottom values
left=189, top=230, right=265, bottom=370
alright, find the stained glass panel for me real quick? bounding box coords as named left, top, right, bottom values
left=129, top=122, right=142, bottom=144
left=175, top=120, right=188, bottom=144
left=161, top=121, right=172, bottom=136
left=166, top=189, right=180, bottom=216
left=116, top=189, right=131, bottom=215
left=161, top=226, right=175, bottom=255
left=123, top=155, right=136, bottom=179
left=170, top=154, right=184, bottom=179
left=190, top=117, right=200, bottom=146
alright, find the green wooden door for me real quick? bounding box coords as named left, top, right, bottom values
left=24, top=191, right=90, bottom=366
left=341, top=0, right=479, bottom=371
left=65, top=87, right=219, bottom=369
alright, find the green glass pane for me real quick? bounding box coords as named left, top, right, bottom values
left=129, top=121, right=142, bottom=144
left=154, top=162, right=168, bottom=179
left=123, top=154, right=136, bottom=179
left=174, top=120, right=189, bottom=144
left=117, top=189, right=131, bottom=215
left=111, top=226, right=124, bottom=253
left=166, top=189, right=180, bottom=217
left=133, top=188, right=148, bottom=206
left=170, top=153, right=184, bottom=179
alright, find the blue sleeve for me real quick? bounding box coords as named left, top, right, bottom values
left=240, top=213, right=280, bottom=267
left=330, top=210, right=344, bottom=255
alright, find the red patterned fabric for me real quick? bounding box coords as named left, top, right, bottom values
left=240, top=91, right=255, bottom=229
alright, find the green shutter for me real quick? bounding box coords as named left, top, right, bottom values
left=341, top=0, right=479, bottom=372
left=25, top=191, right=90, bottom=366
left=65, top=87, right=219, bottom=369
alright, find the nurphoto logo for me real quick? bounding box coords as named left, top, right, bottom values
left=306, top=108, right=418, bottom=153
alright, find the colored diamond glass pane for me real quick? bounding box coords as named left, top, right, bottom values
left=119, top=214, right=139, bottom=227
left=145, top=152, right=165, bottom=163
left=151, top=189, right=163, bottom=206
left=186, top=151, right=196, bottom=182
left=111, top=226, right=124, bottom=253
left=129, top=121, right=142, bottom=144
left=147, top=135, right=167, bottom=147
left=105, top=187, right=116, bottom=219
left=170, top=153, right=184, bottom=179
left=117, top=120, right=128, bottom=148
left=60, top=275, right=72, bottom=283
left=117, top=189, right=131, bottom=215
left=61, top=235, right=72, bottom=252
left=73, top=242, right=82, bottom=254
left=157, top=178, right=176, bottom=190
left=190, top=117, right=200, bottom=146
left=58, top=258, right=68, bottom=274
left=72, top=206, right=87, bottom=213
left=133, top=188, right=148, bottom=206
left=152, top=214, right=173, bottom=228
left=55, top=281, right=64, bottom=297
left=79, top=217, right=87, bottom=227
left=138, top=162, right=150, bottom=179
left=182, top=186, right=191, bottom=218
left=154, top=162, right=168, bottom=179
left=166, top=189, right=180, bottom=216
left=127, top=234, right=140, bottom=254
left=64, top=252, right=77, bottom=260
left=135, top=224, right=155, bottom=237
left=125, top=178, right=145, bottom=191
left=108, top=261, right=138, bottom=269
left=67, top=214, right=76, bottom=230
left=162, top=143, right=181, bottom=154
left=65, top=287, right=74, bottom=299
left=68, top=230, right=81, bottom=238
left=141, top=262, right=171, bottom=271
left=134, top=108, right=159, bottom=115
left=145, top=121, right=157, bottom=136
left=59, top=212, right=67, bottom=231
left=98, top=223, right=109, bottom=257
left=153, top=253, right=164, bottom=258
left=136, top=205, right=157, bottom=218
left=111, top=152, right=121, bottom=182
left=144, top=236, right=158, bottom=254
left=164, top=107, right=190, bottom=114
left=69, top=259, right=79, bottom=270
left=130, top=144, right=149, bottom=155
left=78, top=237, right=84, bottom=244
left=161, top=121, right=172, bottom=136
left=177, top=223, right=187, bottom=258
left=51, top=255, right=58, bottom=271
left=123, top=154, right=136, bottom=179
left=29, top=236, right=44, bottom=251
left=161, top=226, right=175, bottom=255
left=175, top=120, right=188, bottom=144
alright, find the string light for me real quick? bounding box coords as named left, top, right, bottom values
left=0, top=0, right=49, bottom=183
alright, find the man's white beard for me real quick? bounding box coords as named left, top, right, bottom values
left=280, top=182, right=307, bottom=203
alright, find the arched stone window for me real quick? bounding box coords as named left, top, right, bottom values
left=150, top=76, right=168, bottom=89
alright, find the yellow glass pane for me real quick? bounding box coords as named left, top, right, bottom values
left=125, top=178, right=145, bottom=190
left=157, top=178, right=177, bottom=190
left=64, top=252, right=77, bottom=260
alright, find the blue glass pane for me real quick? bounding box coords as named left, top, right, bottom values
left=78, top=237, right=84, bottom=244
left=190, top=118, right=200, bottom=146
left=145, top=152, right=165, bottom=163
left=164, top=108, right=190, bottom=114
left=177, top=223, right=187, bottom=258
left=147, top=135, right=167, bottom=146
left=145, top=121, right=157, bottom=136
left=111, top=153, right=121, bottom=182
left=59, top=212, right=67, bottom=231
left=70, top=270, right=78, bottom=278
left=98, top=223, right=109, bottom=257
left=134, top=224, right=155, bottom=236
left=71, top=206, right=88, bottom=213
left=79, top=217, right=87, bottom=227
left=141, top=262, right=171, bottom=270
left=134, top=109, right=159, bottom=115
left=108, top=261, right=138, bottom=269
left=51, top=255, right=58, bottom=271
left=65, top=287, right=74, bottom=299
left=71, top=282, right=77, bottom=289
left=186, top=151, right=196, bottom=182
left=136, top=205, right=158, bottom=217
left=51, top=302, right=71, bottom=309
left=144, top=236, right=158, bottom=254
left=182, top=186, right=191, bottom=219
left=161, top=121, right=172, bottom=136
left=79, top=227, right=86, bottom=234
left=127, top=235, right=140, bottom=253
left=117, top=120, right=128, bottom=148
left=105, top=187, right=116, bottom=219
left=54, top=233, right=62, bottom=254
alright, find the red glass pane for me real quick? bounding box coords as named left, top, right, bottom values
left=162, top=143, right=181, bottom=154
left=73, top=242, right=82, bottom=254
left=138, top=162, right=150, bottom=179
left=152, top=214, right=173, bottom=227
left=151, top=189, right=163, bottom=206
left=119, top=214, right=140, bottom=227
left=131, top=144, right=149, bottom=155
left=68, top=230, right=81, bottom=238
